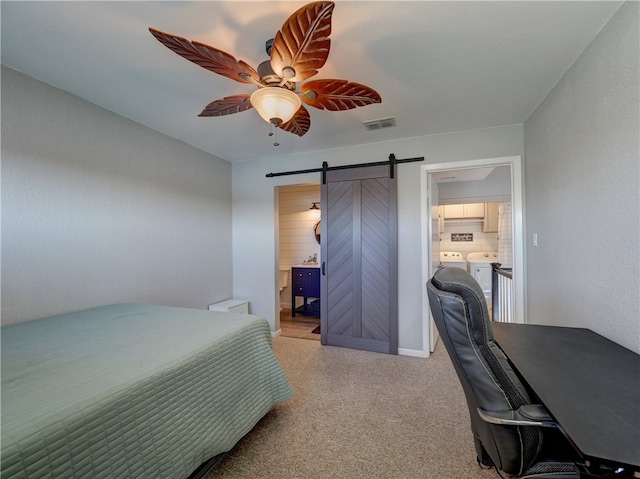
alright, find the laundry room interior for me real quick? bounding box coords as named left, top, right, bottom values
left=439, top=202, right=499, bottom=257
left=434, top=165, right=513, bottom=318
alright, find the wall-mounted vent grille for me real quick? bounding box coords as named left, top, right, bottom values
left=363, top=116, right=396, bottom=131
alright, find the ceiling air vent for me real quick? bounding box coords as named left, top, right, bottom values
left=363, top=116, right=396, bottom=131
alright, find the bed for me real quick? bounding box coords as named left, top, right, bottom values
left=1, top=303, right=294, bottom=479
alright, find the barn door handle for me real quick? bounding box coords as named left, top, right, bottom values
left=322, top=262, right=326, bottom=276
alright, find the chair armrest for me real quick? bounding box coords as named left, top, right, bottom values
left=477, top=404, right=558, bottom=427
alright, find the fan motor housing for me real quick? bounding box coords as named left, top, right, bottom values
left=257, top=61, right=296, bottom=90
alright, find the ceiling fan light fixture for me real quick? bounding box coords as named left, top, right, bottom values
left=149, top=1, right=380, bottom=138
left=250, top=87, right=301, bottom=126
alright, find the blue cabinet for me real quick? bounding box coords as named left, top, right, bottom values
left=291, top=266, right=320, bottom=317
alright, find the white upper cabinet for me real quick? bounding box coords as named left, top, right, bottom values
left=483, top=202, right=499, bottom=232
left=443, top=203, right=485, bottom=219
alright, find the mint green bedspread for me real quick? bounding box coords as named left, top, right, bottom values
left=1, top=304, right=293, bottom=478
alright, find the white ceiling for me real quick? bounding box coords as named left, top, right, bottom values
left=1, top=1, right=621, bottom=163
left=431, top=166, right=495, bottom=183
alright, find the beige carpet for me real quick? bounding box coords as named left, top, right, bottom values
left=204, top=337, right=498, bottom=479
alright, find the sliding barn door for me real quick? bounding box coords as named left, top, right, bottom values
left=320, top=164, right=398, bottom=354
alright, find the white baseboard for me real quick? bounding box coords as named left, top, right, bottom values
left=272, top=328, right=427, bottom=356
left=398, top=347, right=429, bottom=358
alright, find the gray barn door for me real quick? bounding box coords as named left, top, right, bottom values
left=320, top=164, right=398, bottom=354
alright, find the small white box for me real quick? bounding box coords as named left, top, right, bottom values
left=208, top=299, right=249, bottom=314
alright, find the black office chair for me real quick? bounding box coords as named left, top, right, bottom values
left=427, top=267, right=579, bottom=478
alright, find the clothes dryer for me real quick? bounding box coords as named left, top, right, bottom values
left=467, top=251, right=499, bottom=310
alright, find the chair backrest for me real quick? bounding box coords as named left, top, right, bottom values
left=427, top=267, right=542, bottom=475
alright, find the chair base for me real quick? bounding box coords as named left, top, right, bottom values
left=475, top=436, right=495, bottom=467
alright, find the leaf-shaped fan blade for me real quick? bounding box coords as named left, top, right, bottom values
left=270, top=2, right=334, bottom=83
left=149, top=27, right=260, bottom=84
left=280, top=106, right=311, bottom=137
left=198, top=95, right=253, bottom=117
left=300, top=80, right=382, bottom=111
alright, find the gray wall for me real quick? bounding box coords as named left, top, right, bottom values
left=523, top=2, right=639, bottom=352
left=1, top=67, right=233, bottom=325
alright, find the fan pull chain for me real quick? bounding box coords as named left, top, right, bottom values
left=267, top=124, right=280, bottom=147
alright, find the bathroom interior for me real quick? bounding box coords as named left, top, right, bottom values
left=277, top=184, right=322, bottom=340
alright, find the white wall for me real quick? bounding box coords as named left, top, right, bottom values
left=1, top=67, right=234, bottom=324
left=233, top=125, right=523, bottom=353
left=438, top=165, right=511, bottom=203
left=523, top=2, right=639, bottom=352
left=440, top=218, right=499, bottom=258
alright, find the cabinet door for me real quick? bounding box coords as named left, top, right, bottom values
left=443, top=204, right=464, bottom=219
left=465, top=203, right=485, bottom=218
left=304, top=268, right=320, bottom=297
left=293, top=268, right=304, bottom=288
left=483, top=202, right=499, bottom=232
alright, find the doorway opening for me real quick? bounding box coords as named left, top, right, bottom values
left=421, top=156, right=524, bottom=355
left=276, top=183, right=321, bottom=340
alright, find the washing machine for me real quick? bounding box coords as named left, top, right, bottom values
left=467, top=252, right=499, bottom=309
left=439, top=251, right=466, bottom=269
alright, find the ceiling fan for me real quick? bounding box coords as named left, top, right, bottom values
left=149, top=1, right=381, bottom=138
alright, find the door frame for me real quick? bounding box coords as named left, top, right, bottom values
left=421, top=155, right=525, bottom=354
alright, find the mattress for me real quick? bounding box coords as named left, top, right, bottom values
left=1, top=303, right=294, bottom=479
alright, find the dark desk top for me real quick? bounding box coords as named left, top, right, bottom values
left=492, top=323, right=640, bottom=469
